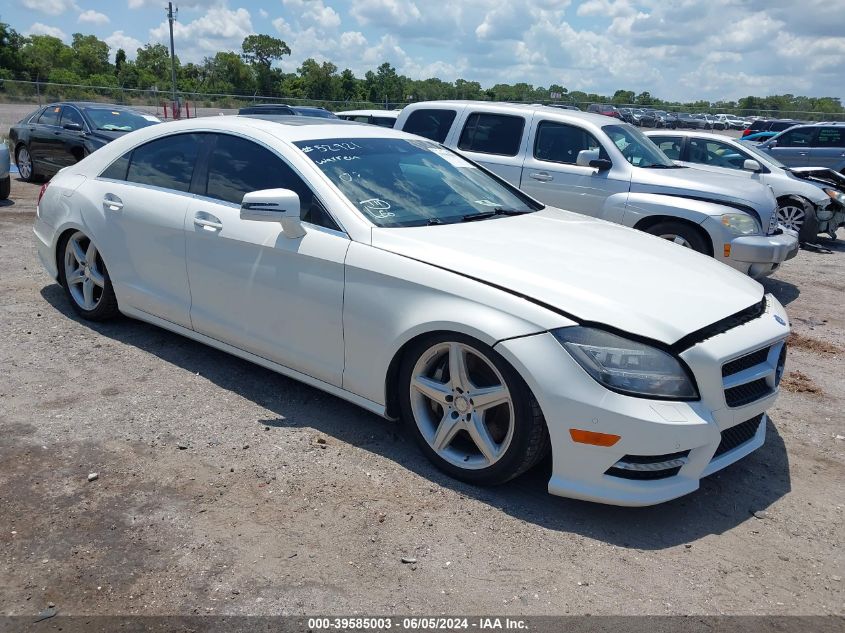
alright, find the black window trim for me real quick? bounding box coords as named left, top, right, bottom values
left=458, top=111, right=526, bottom=157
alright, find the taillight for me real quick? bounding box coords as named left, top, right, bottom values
left=741, top=129, right=751, bottom=137
left=37, top=182, right=49, bottom=206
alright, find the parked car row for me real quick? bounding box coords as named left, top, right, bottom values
left=35, top=113, right=793, bottom=507
left=12, top=97, right=845, bottom=508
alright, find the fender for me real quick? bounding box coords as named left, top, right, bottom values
left=618, top=192, right=744, bottom=228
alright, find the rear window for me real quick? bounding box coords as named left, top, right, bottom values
left=402, top=109, right=457, bottom=143
left=125, top=133, right=203, bottom=192
left=458, top=112, right=524, bottom=156
left=239, top=106, right=296, bottom=115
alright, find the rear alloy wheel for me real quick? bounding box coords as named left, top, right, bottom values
left=777, top=198, right=818, bottom=243
left=399, top=334, right=548, bottom=486
left=16, top=146, right=37, bottom=182
left=645, top=221, right=710, bottom=254
left=59, top=230, right=119, bottom=320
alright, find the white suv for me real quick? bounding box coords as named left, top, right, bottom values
left=396, top=101, right=798, bottom=278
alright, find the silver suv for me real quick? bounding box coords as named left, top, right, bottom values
left=756, top=122, right=845, bottom=173
left=396, top=101, right=798, bottom=278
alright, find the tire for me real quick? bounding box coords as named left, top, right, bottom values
left=398, top=333, right=549, bottom=486
left=57, top=230, right=120, bottom=321
left=644, top=220, right=710, bottom=254
left=0, top=175, right=9, bottom=200
left=777, top=197, right=818, bottom=243
left=15, top=145, right=38, bottom=183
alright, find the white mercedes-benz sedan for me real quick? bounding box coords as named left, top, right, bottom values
left=34, top=116, right=790, bottom=506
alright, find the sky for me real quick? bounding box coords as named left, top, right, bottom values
left=4, top=0, right=845, bottom=102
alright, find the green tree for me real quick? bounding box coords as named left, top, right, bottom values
left=114, top=48, right=126, bottom=76
left=339, top=68, right=359, bottom=100
left=21, top=35, right=74, bottom=82
left=242, top=34, right=290, bottom=95
left=297, top=58, right=338, bottom=100
left=71, top=33, right=110, bottom=77
left=135, top=43, right=177, bottom=88
left=0, top=22, right=26, bottom=77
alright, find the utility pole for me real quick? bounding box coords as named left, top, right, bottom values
left=166, top=2, right=178, bottom=106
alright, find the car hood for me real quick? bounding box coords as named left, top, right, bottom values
left=631, top=166, right=776, bottom=214
left=87, top=129, right=128, bottom=143
left=371, top=208, right=763, bottom=345
left=788, top=167, right=845, bottom=191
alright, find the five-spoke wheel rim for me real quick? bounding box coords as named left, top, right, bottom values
left=17, top=147, right=32, bottom=180
left=410, top=342, right=514, bottom=470
left=64, top=231, right=105, bottom=311
left=777, top=204, right=805, bottom=232
left=659, top=233, right=692, bottom=248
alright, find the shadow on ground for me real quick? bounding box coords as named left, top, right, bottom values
left=39, top=283, right=792, bottom=551
left=760, top=276, right=800, bottom=306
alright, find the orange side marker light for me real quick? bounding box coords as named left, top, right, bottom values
left=569, top=428, right=621, bottom=447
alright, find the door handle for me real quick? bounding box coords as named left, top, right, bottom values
left=194, top=213, right=223, bottom=230
left=529, top=172, right=553, bottom=182
left=798, top=152, right=808, bottom=156
left=102, top=194, right=123, bottom=212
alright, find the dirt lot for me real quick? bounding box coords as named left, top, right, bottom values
left=0, top=176, right=843, bottom=619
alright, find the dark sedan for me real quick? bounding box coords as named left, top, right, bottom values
left=9, top=102, right=160, bottom=182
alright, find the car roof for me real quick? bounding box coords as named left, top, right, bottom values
left=403, top=100, right=616, bottom=127
left=44, top=101, right=145, bottom=111
left=645, top=130, right=744, bottom=142
left=336, top=109, right=401, bottom=117
left=117, top=114, right=417, bottom=143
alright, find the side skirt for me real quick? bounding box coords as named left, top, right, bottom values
left=119, top=305, right=387, bottom=418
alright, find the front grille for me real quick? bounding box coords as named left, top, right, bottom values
left=724, top=378, right=772, bottom=407
left=605, top=450, right=690, bottom=481
left=713, top=415, right=764, bottom=458
left=722, top=346, right=770, bottom=377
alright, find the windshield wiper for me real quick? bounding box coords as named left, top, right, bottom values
left=459, top=208, right=531, bottom=222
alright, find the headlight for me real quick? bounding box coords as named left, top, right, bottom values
left=824, top=188, right=845, bottom=207
left=721, top=213, right=761, bottom=235
left=552, top=327, right=699, bottom=399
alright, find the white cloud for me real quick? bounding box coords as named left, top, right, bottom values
left=105, top=30, right=144, bottom=58
left=25, top=22, right=68, bottom=39
left=21, top=0, right=77, bottom=16
left=78, top=9, right=110, bottom=24
left=149, top=6, right=253, bottom=61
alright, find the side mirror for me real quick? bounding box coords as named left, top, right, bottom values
left=240, top=188, right=305, bottom=238
left=63, top=122, right=83, bottom=132
left=743, top=159, right=762, bottom=172
left=767, top=139, right=777, bottom=148
left=576, top=148, right=612, bottom=170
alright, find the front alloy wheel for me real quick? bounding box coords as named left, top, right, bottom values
left=60, top=230, right=119, bottom=320
left=399, top=334, right=548, bottom=485
left=777, top=198, right=818, bottom=243
left=17, top=146, right=36, bottom=182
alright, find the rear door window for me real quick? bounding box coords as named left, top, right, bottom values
left=815, top=127, right=844, bottom=148
left=38, top=106, right=62, bottom=126
left=126, top=133, right=203, bottom=192
left=458, top=112, right=525, bottom=156
left=777, top=127, right=816, bottom=147
left=533, top=121, right=601, bottom=164
left=402, top=109, right=457, bottom=142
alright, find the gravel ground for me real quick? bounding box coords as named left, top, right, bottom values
left=0, top=176, right=843, bottom=618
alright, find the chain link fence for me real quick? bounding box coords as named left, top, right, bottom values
left=1, top=78, right=842, bottom=122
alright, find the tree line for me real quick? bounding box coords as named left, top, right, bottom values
left=0, top=21, right=842, bottom=116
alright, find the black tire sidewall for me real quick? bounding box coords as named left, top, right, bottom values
left=0, top=175, right=9, bottom=200
left=397, top=332, right=540, bottom=486
left=57, top=231, right=119, bottom=321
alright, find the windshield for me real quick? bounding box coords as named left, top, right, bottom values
left=295, top=137, right=538, bottom=227
left=742, top=141, right=786, bottom=168
left=84, top=108, right=160, bottom=132
left=602, top=124, right=676, bottom=168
